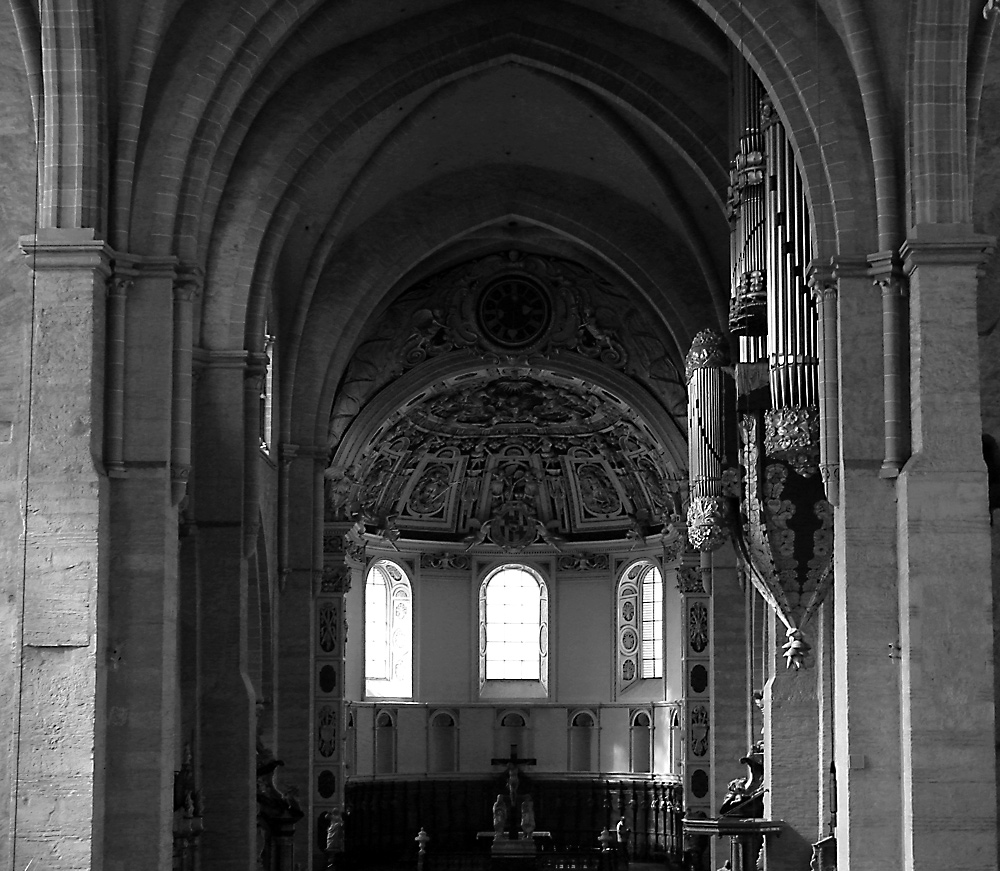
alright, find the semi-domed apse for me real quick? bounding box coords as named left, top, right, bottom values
left=325, top=249, right=690, bottom=549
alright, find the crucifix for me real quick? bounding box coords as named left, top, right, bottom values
left=491, top=745, right=537, bottom=838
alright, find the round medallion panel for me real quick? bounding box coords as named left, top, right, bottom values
left=477, top=276, right=552, bottom=349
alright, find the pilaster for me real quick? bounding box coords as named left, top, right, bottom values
left=831, top=259, right=901, bottom=871
left=762, top=612, right=819, bottom=871
left=896, top=228, right=996, bottom=871
left=707, top=544, right=748, bottom=871
left=14, top=228, right=112, bottom=871
left=104, top=253, right=180, bottom=870
left=677, top=555, right=711, bottom=868
left=193, top=349, right=256, bottom=871
left=276, top=444, right=327, bottom=866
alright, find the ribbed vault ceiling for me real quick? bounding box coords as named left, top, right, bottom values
left=96, top=0, right=877, bottom=475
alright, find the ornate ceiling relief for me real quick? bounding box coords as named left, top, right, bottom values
left=329, top=369, right=682, bottom=547
left=326, top=251, right=688, bottom=550
left=328, top=250, right=686, bottom=449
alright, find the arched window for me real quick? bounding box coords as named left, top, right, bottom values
left=479, top=564, right=549, bottom=698
left=569, top=710, right=596, bottom=772
left=259, top=324, right=275, bottom=454
left=365, top=560, right=412, bottom=698
left=630, top=710, right=652, bottom=774
left=617, top=561, right=663, bottom=693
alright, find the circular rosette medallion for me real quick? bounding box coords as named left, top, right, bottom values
left=621, top=628, right=638, bottom=653
left=476, top=276, right=552, bottom=349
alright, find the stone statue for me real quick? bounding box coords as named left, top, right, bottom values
left=520, top=795, right=535, bottom=838
left=493, top=794, right=508, bottom=839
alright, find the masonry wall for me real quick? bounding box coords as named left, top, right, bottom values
left=0, top=5, right=44, bottom=865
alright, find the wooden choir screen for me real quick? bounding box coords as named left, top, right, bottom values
left=343, top=775, right=683, bottom=866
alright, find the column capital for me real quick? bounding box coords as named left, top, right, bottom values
left=173, top=264, right=204, bottom=301
left=866, top=249, right=904, bottom=283
left=114, top=251, right=178, bottom=280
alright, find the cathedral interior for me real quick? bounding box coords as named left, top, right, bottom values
left=1, top=2, right=1000, bottom=870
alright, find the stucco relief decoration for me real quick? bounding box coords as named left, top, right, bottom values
left=690, top=706, right=709, bottom=757
left=621, top=629, right=638, bottom=653
left=420, top=552, right=472, bottom=571
left=689, top=602, right=709, bottom=653
left=327, top=250, right=686, bottom=449
left=733, top=412, right=834, bottom=669
left=407, top=463, right=454, bottom=516
left=343, top=520, right=367, bottom=568
left=676, top=565, right=704, bottom=594
left=329, top=366, right=682, bottom=547
left=321, top=565, right=352, bottom=594
left=317, top=707, right=337, bottom=758
left=557, top=553, right=609, bottom=571
left=576, top=463, right=622, bottom=515
left=318, top=602, right=339, bottom=654
left=617, top=575, right=641, bottom=692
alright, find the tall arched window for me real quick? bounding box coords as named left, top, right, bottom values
left=259, top=324, right=275, bottom=454
left=365, top=560, right=412, bottom=698
left=617, top=561, right=664, bottom=693
left=479, top=564, right=549, bottom=698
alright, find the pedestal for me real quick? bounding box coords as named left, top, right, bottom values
left=481, top=832, right=551, bottom=871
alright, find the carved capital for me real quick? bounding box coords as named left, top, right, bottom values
left=685, top=495, right=728, bottom=552
left=107, top=273, right=133, bottom=298
left=676, top=565, right=705, bottom=594
left=173, top=265, right=204, bottom=302
left=806, top=261, right=836, bottom=304
left=321, top=565, right=352, bottom=594
left=684, top=330, right=729, bottom=383
left=867, top=250, right=905, bottom=296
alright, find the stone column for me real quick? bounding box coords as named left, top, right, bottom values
left=831, top=256, right=903, bottom=871
left=14, top=229, right=111, bottom=870
left=104, top=254, right=180, bottom=870
left=897, top=229, right=996, bottom=869
left=194, top=350, right=256, bottom=871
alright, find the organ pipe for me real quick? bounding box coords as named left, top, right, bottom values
left=685, top=330, right=729, bottom=552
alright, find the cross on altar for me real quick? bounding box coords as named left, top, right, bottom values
left=491, top=745, right=537, bottom=811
